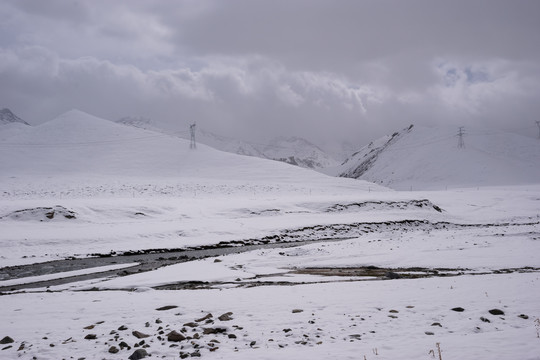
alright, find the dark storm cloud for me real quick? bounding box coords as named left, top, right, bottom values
left=1, top=0, right=539, bottom=152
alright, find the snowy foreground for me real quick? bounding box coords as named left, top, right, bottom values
left=1, top=182, right=539, bottom=360
left=1, top=111, right=539, bottom=359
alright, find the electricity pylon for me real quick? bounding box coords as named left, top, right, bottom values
left=190, top=123, right=197, bottom=149
left=457, top=126, right=465, bottom=148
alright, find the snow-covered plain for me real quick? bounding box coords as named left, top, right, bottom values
left=1, top=110, right=539, bottom=359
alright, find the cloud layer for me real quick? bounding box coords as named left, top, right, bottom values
left=1, top=0, right=539, bottom=150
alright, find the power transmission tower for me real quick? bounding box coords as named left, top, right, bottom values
left=457, top=126, right=465, bottom=148
left=536, top=121, right=540, bottom=139
left=190, top=123, right=197, bottom=149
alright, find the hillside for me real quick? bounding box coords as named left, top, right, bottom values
left=116, top=117, right=337, bottom=170
left=0, top=110, right=375, bottom=192
left=331, top=125, right=540, bottom=190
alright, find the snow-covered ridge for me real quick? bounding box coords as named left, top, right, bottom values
left=333, top=125, right=540, bottom=190
left=0, top=108, right=29, bottom=126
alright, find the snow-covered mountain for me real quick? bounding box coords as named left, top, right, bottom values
left=0, top=109, right=378, bottom=195
left=260, top=136, right=338, bottom=169
left=116, top=117, right=337, bottom=170
left=0, top=108, right=29, bottom=126
left=330, top=125, right=540, bottom=190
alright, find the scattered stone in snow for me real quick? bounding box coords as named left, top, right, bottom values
left=108, top=346, right=119, bottom=354
left=451, top=307, right=465, bottom=312
left=155, top=318, right=162, bottom=324
left=145, top=322, right=150, bottom=327
left=0, top=336, right=14, bottom=344
left=84, top=334, right=97, bottom=340
left=2, top=345, right=13, bottom=350
left=228, top=334, right=237, bottom=339
left=203, top=328, right=227, bottom=335
left=128, top=348, right=148, bottom=360
left=480, top=317, right=491, bottom=323
left=214, top=259, right=222, bottom=263
left=218, top=312, right=233, bottom=321
left=283, top=328, right=292, bottom=333
left=518, top=314, right=529, bottom=319
left=489, top=309, right=505, bottom=316
left=132, top=331, right=151, bottom=339
left=156, top=305, right=178, bottom=311
left=167, top=330, right=186, bottom=342
left=119, top=341, right=131, bottom=350
left=183, top=322, right=198, bottom=328
left=385, top=272, right=401, bottom=279
left=425, top=332, right=435, bottom=335
left=250, top=341, right=256, bottom=347
left=196, top=313, right=213, bottom=322
left=84, top=325, right=95, bottom=330
left=292, top=309, right=303, bottom=313
left=118, top=325, right=128, bottom=331
left=17, top=343, right=24, bottom=351
left=389, top=309, right=399, bottom=313
left=431, top=322, right=442, bottom=327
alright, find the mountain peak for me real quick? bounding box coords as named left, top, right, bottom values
left=0, top=108, right=29, bottom=126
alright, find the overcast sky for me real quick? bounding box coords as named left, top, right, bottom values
left=1, top=0, right=539, bottom=149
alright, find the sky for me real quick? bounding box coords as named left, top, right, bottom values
left=1, top=0, right=539, bottom=150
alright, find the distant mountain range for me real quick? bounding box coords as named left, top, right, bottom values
left=0, top=108, right=29, bottom=126
left=117, top=116, right=338, bottom=170
left=329, top=124, right=540, bottom=190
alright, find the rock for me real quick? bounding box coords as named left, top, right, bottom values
left=84, top=334, right=97, bottom=340
left=118, top=325, right=128, bottom=331
left=451, top=307, right=465, bottom=312
left=108, top=346, right=119, bottom=354
left=145, top=322, right=150, bottom=328
left=292, top=309, right=303, bottom=314
left=17, top=343, right=25, bottom=351
left=196, top=313, right=213, bottom=322
left=183, top=322, right=198, bottom=328
left=191, top=350, right=201, bottom=357
left=167, top=330, right=186, bottom=342
left=480, top=317, right=491, bottom=323
left=83, top=325, right=95, bottom=330
left=203, top=328, right=227, bottom=335
left=250, top=341, right=256, bottom=347
left=283, top=328, right=292, bottom=333
left=431, top=322, right=442, bottom=327
left=228, top=334, right=237, bottom=339
left=132, top=331, right=150, bottom=339
left=389, top=310, right=399, bottom=313
left=180, top=353, right=189, bottom=359
left=385, top=272, right=401, bottom=279
left=128, top=349, right=148, bottom=360
left=425, top=332, right=435, bottom=335
left=518, top=314, right=529, bottom=319
left=156, top=305, right=178, bottom=311
left=155, top=318, right=162, bottom=324
left=489, top=309, right=505, bottom=316
left=218, top=312, right=233, bottom=321
left=119, top=341, right=131, bottom=350
left=0, top=337, right=14, bottom=344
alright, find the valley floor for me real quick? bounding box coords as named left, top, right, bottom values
left=0, top=180, right=539, bottom=359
